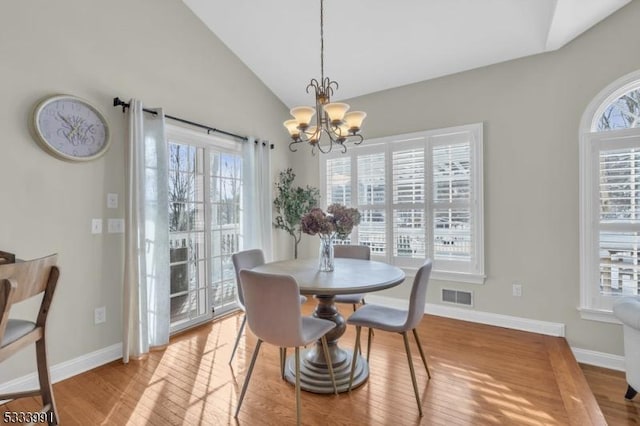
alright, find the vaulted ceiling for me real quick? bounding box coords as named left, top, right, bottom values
left=184, top=0, right=630, bottom=107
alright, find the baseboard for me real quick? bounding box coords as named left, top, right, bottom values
left=572, top=347, right=626, bottom=372
left=365, top=294, right=631, bottom=372
left=0, top=342, right=122, bottom=396
left=366, top=294, right=566, bottom=337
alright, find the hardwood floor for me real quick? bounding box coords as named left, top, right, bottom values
left=581, top=364, right=639, bottom=425
left=1, top=302, right=636, bottom=425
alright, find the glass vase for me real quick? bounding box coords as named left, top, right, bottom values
left=318, top=235, right=335, bottom=272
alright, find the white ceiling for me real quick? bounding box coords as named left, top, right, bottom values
left=184, top=0, right=630, bottom=108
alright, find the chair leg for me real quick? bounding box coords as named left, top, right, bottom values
left=366, top=328, right=373, bottom=362
left=402, top=332, right=423, bottom=417
left=321, top=336, right=338, bottom=395
left=234, top=339, right=262, bottom=418
left=280, top=347, right=287, bottom=380
left=348, top=326, right=362, bottom=392
left=295, top=347, right=302, bottom=426
left=359, top=298, right=375, bottom=337
left=36, top=337, right=58, bottom=425
left=229, top=314, right=247, bottom=364
left=625, top=384, right=638, bottom=400
left=412, top=328, right=431, bottom=379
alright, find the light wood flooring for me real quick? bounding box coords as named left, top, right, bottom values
left=1, top=302, right=639, bottom=425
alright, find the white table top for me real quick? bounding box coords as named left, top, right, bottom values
left=252, top=258, right=406, bottom=295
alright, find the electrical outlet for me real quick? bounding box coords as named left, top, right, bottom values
left=512, top=283, right=523, bottom=297
left=91, top=219, right=102, bottom=234
left=107, top=193, right=118, bottom=209
left=94, top=306, right=106, bottom=324
left=107, top=218, right=125, bottom=234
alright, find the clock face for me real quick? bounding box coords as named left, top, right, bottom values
left=33, top=95, right=110, bottom=161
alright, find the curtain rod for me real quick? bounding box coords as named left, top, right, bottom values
left=113, top=97, right=274, bottom=149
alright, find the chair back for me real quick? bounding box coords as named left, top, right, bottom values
left=405, top=259, right=432, bottom=330
left=239, top=269, right=304, bottom=348
left=0, top=251, right=15, bottom=265
left=334, top=245, right=370, bottom=260
left=231, top=249, right=265, bottom=307
left=0, top=254, right=59, bottom=344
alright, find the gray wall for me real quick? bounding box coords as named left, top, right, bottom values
left=292, top=2, right=640, bottom=354
left=1, top=0, right=637, bottom=385
left=0, top=0, right=290, bottom=382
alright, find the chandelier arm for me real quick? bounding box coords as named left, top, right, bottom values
left=306, top=79, right=320, bottom=94
left=350, top=134, right=365, bottom=145
left=316, top=142, right=331, bottom=154
left=315, top=132, right=334, bottom=154
left=288, top=139, right=301, bottom=152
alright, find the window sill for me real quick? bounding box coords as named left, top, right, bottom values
left=400, top=267, right=485, bottom=284
left=577, top=307, right=621, bottom=324
left=432, top=271, right=486, bottom=284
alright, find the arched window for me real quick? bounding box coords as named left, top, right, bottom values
left=595, top=86, right=640, bottom=131
left=580, top=70, right=640, bottom=322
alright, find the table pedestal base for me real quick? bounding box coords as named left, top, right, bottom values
left=284, top=345, right=368, bottom=394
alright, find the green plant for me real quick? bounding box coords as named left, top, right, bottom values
left=273, top=168, right=320, bottom=259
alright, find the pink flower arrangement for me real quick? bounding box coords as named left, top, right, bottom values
left=301, top=203, right=361, bottom=240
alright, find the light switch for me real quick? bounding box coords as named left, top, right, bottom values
left=107, top=218, right=125, bottom=234
left=91, top=219, right=102, bottom=234
left=107, top=193, right=118, bottom=209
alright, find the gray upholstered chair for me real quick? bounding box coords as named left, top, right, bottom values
left=229, top=249, right=307, bottom=364
left=332, top=245, right=370, bottom=311
left=613, top=296, right=640, bottom=400
left=0, top=254, right=60, bottom=425
left=347, top=259, right=433, bottom=417
left=234, top=270, right=337, bottom=425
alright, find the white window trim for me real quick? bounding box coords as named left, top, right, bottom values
left=579, top=69, right=640, bottom=322
left=166, top=124, right=241, bottom=153
left=320, top=123, right=485, bottom=284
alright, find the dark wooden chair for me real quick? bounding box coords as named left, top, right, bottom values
left=0, top=254, right=60, bottom=425
left=0, top=250, right=15, bottom=265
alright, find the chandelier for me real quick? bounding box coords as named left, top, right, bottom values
left=283, top=0, right=366, bottom=155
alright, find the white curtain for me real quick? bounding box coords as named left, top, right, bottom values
left=242, top=138, right=273, bottom=260
left=123, top=100, right=170, bottom=363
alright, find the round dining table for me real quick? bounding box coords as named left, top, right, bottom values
left=252, top=257, right=405, bottom=393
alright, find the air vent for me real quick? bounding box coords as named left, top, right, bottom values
left=441, top=289, right=473, bottom=306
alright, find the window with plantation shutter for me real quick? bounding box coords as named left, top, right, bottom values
left=320, top=123, right=484, bottom=283
left=392, top=146, right=426, bottom=262
left=357, top=152, right=386, bottom=254
left=432, top=140, right=472, bottom=264
left=599, top=147, right=640, bottom=297
left=581, top=134, right=640, bottom=314
left=326, top=157, right=351, bottom=205
left=580, top=72, right=640, bottom=321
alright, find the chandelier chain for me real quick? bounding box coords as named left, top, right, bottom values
left=320, top=0, right=324, bottom=83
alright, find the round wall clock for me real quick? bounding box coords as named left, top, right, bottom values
left=32, top=94, right=111, bottom=162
